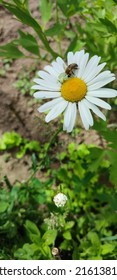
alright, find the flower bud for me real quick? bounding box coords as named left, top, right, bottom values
left=53, top=193, right=68, bottom=207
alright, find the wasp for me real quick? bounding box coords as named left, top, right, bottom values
left=65, top=63, right=78, bottom=77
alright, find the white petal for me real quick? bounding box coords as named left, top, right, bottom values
left=87, top=71, right=112, bottom=85
left=74, top=50, right=85, bottom=65
left=45, top=100, right=68, bottom=122
left=86, top=96, right=111, bottom=110
left=32, top=84, right=59, bottom=91
left=66, top=50, right=85, bottom=77
left=80, top=99, right=94, bottom=126
left=32, top=85, right=42, bottom=90
left=88, top=76, right=115, bottom=90
left=77, top=53, right=89, bottom=78
left=51, top=61, right=64, bottom=74
left=63, top=102, right=73, bottom=128
left=56, top=57, right=66, bottom=69
left=38, top=97, right=63, bottom=112
left=78, top=101, right=89, bottom=130
left=84, top=98, right=106, bottom=121
left=67, top=52, right=74, bottom=65
left=33, top=78, right=60, bottom=90
left=63, top=103, right=77, bottom=132
left=87, top=88, right=117, bottom=98
left=34, top=91, right=61, bottom=99
left=82, top=55, right=101, bottom=80
left=66, top=103, right=77, bottom=132
left=37, top=70, right=58, bottom=83
left=33, top=77, right=58, bottom=86
left=44, top=65, right=59, bottom=78
left=84, top=62, right=106, bottom=83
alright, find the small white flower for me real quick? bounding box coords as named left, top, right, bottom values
left=32, top=50, right=117, bottom=132
left=53, top=193, right=68, bottom=207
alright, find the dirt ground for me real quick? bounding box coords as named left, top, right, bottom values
left=0, top=2, right=108, bottom=183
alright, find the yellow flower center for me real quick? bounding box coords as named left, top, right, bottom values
left=61, top=77, right=87, bottom=102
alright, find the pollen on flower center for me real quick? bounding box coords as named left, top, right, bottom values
left=61, top=77, right=87, bottom=102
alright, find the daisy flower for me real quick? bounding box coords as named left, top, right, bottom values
left=32, top=50, right=117, bottom=132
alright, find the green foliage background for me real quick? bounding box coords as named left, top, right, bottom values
left=0, top=0, right=117, bottom=260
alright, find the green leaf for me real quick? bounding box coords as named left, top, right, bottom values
left=91, top=22, right=107, bottom=33
left=14, top=243, right=36, bottom=260
left=42, top=230, right=57, bottom=245
left=77, top=144, right=90, bottom=158
left=12, top=0, right=29, bottom=8
left=57, top=0, right=82, bottom=17
left=57, top=168, right=70, bottom=184
left=16, top=140, right=40, bottom=158
left=66, top=36, right=78, bottom=52
left=2, top=1, right=58, bottom=58
left=25, top=141, right=40, bottom=152
left=0, top=132, right=22, bottom=150
left=102, top=130, right=117, bottom=149
left=25, top=220, right=41, bottom=236
left=18, top=30, right=39, bottom=56
left=101, top=243, right=115, bottom=255
left=88, top=232, right=100, bottom=247
left=64, top=221, right=75, bottom=230
left=45, top=23, right=65, bottom=37
left=63, top=231, right=72, bottom=240
left=2, top=2, right=39, bottom=29
left=39, top=0, right=52, bottom=26
left=31, top=153, right=37, bottom=171
left=101, top=235, right=117, bottom=241
left=100, top=18, right=117, bottom=33
left=94, top=121, right=117, bottom=150
left=109, top=164, right=117, bottom=186
left=40, top=245, right=52, bottom=259
left=0, top=41, right=24, bottom=58
left=107, top=150, right=117, bottom=186
left=68, top=142, right=76, bottom=154
left=66, top=36, right=85, bottom=54
left=0, top=202, right=9, bottom=213
left=88, top=148, right=106, bottom=172
left=25, top=220, right=41, bottom=244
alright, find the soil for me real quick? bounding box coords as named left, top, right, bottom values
left=0, top=1, right=53, bottom=183
left=0, top=2, right=109, bottom=183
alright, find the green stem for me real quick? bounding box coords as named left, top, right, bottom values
left=34, top=24, right=58, bottom=59
left=57, top=37, right=63, bottom=57
left=26, top=169, right=38, bottom=184
left=27, top=124, right=63, bottom=183
left=45, top=124, right=63, bottom=155
left=55, top=0, right=62, bottom=56
left=3, top=175, right=12, bottom=190
left=56, top=0, right=59, bottom=23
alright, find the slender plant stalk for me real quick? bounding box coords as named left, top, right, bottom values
left=45, top=124, right=63, bottom=154
left=3, top=175, right=13, bottom=191
left=27, top=124, right=63, bottom=183
left=55, top=0, right=62, bottom=56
